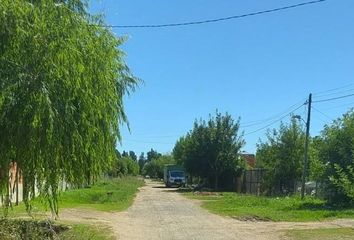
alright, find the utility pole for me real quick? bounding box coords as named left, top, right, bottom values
left=301, top=93, right=312, bottom=200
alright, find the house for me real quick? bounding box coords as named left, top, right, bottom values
left=240, top=153, right=256, bottom=168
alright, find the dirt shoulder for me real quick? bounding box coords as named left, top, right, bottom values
left=60, top=180, right=354, bottom=240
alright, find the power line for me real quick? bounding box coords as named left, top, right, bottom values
left=312, top=106, right=334, bottom=121
left=313, top=93, right=354, bottom=103
left=243, top=103, right=305, bottom=136
left=313, top=83, right=354, bottom=96
left=318, top=101, right=354, bottom=111
left=240, top=98, right=307, bottom=128
left=314, top=88, right=354, bottom=99
left=124, top=139, right=174, bottom=145
left=102, top=0, right=327, bottom=28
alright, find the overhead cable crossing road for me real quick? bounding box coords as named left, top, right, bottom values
left=99, top=0, right=327, bottom=28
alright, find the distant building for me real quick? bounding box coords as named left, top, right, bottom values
left=0, top=162, right=23, bottom=205
left=240, top=153, right=256, bottom=168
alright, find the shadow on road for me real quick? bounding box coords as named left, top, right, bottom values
left=152, top=186, right=167, bottom=189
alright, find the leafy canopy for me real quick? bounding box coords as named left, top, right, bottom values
left=173, top=111, right=245, bottom=190
left=0, top=0, right=138, bottom=216
left=256, top=118, right=305, bottom=194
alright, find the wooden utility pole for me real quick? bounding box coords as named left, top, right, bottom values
left=301, top=93, right=312, bottom=200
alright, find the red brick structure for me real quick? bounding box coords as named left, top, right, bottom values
left=240, top=154, right=256, bottom=168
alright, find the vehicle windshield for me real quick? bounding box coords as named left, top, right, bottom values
left=170, top=171, right=184, bottom=178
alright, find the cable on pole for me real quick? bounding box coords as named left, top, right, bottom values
left=243, top=103, right=306, bottom=136
left=313, top=93, right=354, bottom=103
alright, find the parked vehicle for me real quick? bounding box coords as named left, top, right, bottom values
left=164, top=165, right=186, bottom=187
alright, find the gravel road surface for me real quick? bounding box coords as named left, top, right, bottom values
left=61, top=180, right=354, bottom=240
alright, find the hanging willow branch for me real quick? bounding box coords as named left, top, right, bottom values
left=0, top=0, right=139, bottom=217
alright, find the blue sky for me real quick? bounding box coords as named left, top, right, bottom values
left=90, top=0, right=354, bottom=155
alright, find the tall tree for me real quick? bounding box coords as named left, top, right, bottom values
left=129, top=151, right=137, bottom=161
left=138, top=152, right=146, bottom=174
left=143, top=154, right=175, bottom=179
left=0, top=0, right=138, bottom=216
left=173, top=111, right=245, bottom=190
left=146, top=149, right=161, bottom=162
left=256, top=118, right=305, bottom=194
left=122, top=151, right=129, bottom=158
left=316, top=110, right=354, bottom=205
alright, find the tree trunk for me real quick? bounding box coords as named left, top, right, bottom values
left=15, top=166, right=19, bottom=206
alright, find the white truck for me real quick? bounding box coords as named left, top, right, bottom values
left=163, top=165, right=186, bottom=187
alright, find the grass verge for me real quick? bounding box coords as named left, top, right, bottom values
left=58, top=176, right=144, bottom=211
left=4, top=176, right=144, bottom=216
left=284, top=228, right=354, bottom=240
left=0, top=219, right=114, bottom=240
left=58, top=223, right=115, bottom=240
left=1, top=177, right=143, bottom=239
left=183, top=192, right=354, bottom=222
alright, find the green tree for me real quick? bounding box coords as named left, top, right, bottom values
left=316, top=110, right=354, bottom=205
left=308, top=137, right=326, bottom=183
left=129, top=151, right=137, bottom=161
left=123, top=157, right=140, bottom=176
left=143, top=155, right=175, bottom=179
left=122, top=151, right=129, bottom=158
left=173, top=111, right=245, bottom=190
left=0, top=0, right=138, bottom=216
left=138, top=152, right=146, bottom=174
left=256, top=118, right=305, bottom=195
left=146, top=148, right=161, bottom=162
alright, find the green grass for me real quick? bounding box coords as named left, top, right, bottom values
left=183, top=192, right=354, bottom=222
left=1, top=177, right=143, bottom=239
left=3, top=176, right=144, bottom=217
left=58, top=223, right=115, bottom=240
left=58, top=176, right=144, bottom=211
left=0, top=219, right=114, bottom=240
left=284, top=228, right=354, bottom=240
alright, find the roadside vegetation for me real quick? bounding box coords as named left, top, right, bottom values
left=184, top=192, right=354, bottom=222
left=0, top=0, right=138, bottom=217
left=58, top=176, right=144, bottom=211
left=175, top=109, right=354, bottom=224
left=0, top=219, right=114, bottom=240
left=3, top=177, right=144, bottom=216
left=174, top=111, right=244, bottom=190
left=284, top=228, right=354, bottom=240
left=256, top=109, right=354, bottom=206
left=58, top=223, right=115, bottom=240
left=2, top=177, right=143, bottom=239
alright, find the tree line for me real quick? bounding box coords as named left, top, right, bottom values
left=256, top=109, right=354, bottom=205
left=172, top=109, right=354, bottom=206
left=105, top=148, right=176, bottom=180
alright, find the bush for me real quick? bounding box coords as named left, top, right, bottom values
left=106, top=156, right=139, bottom=177
left=142, top=155, right=175, bottom=179
left=316, top=110, right=354, bottom=205
left=0, top=219, right=68, bottom=240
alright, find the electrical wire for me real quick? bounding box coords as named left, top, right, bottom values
left=101, top=0, right=327, bottom=28
left=124, top=139, right=174, bottom=145
left=243, top=103, right=305, bottom=136
left=313, top=93, right=354, bottom=103
left=311, top=106, right=334, bottom=121
left=318, top=101, right=354, bottom=111
left=313, top=88, right=354, bottom=99
left=313, top=83, right=354, bottom=96
left=240, top=98, right=307, bottom=128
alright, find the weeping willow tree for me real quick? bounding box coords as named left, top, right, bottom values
left=0, top=0, right=138, bottom=217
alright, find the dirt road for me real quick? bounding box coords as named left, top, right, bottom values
left=61, top=180, right=354, bottom=240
